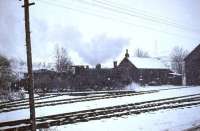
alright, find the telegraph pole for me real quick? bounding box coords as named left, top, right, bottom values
left=20, top=0, right=36, bottom=130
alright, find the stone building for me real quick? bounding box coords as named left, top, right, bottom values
left=117, top=50, right=174, bottom=85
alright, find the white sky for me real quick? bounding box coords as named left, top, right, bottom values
left=0, top=0, right=200, bottom=66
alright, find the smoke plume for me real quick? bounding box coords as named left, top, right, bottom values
left=48, top=27, right=129, bottom=65
left=0, top=0, right=129, bottom=65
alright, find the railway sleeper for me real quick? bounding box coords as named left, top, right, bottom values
left=2, top=96, right=200, bottom=130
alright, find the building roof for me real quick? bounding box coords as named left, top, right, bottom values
left=128, top=57, right=169, bottom=69
left=184, top=43, right=200, bottom=61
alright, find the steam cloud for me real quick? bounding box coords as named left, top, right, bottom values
left=75, top=35, right=129, bottom=65
left=0, top=0, right=129, bottom=65
left=48, top=27, right=129, bottom=65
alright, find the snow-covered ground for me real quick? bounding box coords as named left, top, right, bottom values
left=49, top=105, right=200, bottom=131
left=125, top=83, right=198, bottom=92
left=36, top=95, right=81, bottom=103
left=0, top=86, right=200, bottom=123
left=0, top=85, right=200, bottom=131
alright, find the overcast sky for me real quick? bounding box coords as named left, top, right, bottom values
left=0, top=0, right=200, bottom=66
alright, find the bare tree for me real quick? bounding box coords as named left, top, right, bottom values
left=0, top=55, right=16, bottom=93
left=134, top=48, right=149, bottom=58
left=170, top=46, right=188, bottom=74
left=55, top=46, right=72, bottom=72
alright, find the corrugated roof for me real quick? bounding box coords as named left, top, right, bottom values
left=128, top=57, right=169, bottom=69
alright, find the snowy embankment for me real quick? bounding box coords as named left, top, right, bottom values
left=125, top=82, right=198, bottom=92
left=0, top=86, right=200, bottom=123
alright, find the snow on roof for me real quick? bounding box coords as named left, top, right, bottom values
left=128, top=57, right=169, bottom=69
left=169, top=72, right=182, bottom=76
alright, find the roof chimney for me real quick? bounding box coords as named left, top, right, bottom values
left=125, top=49, right=129, bottom=58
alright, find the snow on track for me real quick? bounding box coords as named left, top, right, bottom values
left=50, top=105, right=200, bottom=131
left=0, top=86, right=199, bottom=123
left=36, top=95, right=81, bottom=103
left=1, top=93, right=200, bottom=130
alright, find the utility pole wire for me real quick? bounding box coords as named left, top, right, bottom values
left=21, top=0, right=36, bottom=130
left=92, top=0, right=199, bottom=32
left=38, top=0, right=199, bottom=40
left=51, top=0, right=200, bottom=33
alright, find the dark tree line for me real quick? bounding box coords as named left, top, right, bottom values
left=0, top=55, right=19, bottom=100
left=0, top=55, right=15, bottom=91
left=16, top=46, right=189, bottom=93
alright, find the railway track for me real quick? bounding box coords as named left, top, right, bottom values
left=0, top=86, right=191, bottom=106
left=1, top=93, right=200, bottom=131
left=0, top=91, right=155, bottom=113
left=0, top=86, right=192, bottom=110
left=0, top=94, right=58, bottom=107
left=0, top=90, right=139, bottom=107
left=0, top=86, right=193, bottom=113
